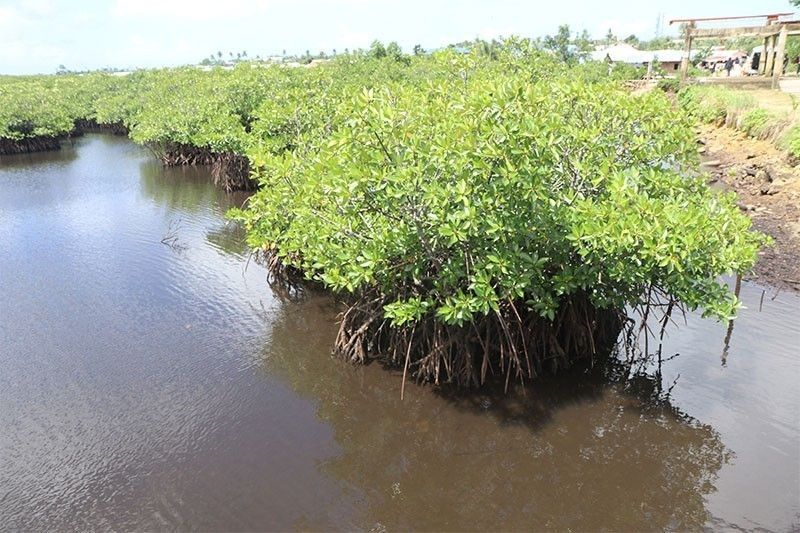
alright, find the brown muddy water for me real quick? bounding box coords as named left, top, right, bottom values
left=0, top=135, right=798, bottom=531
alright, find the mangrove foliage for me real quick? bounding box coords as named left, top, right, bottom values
left=0, top=41, right=767, bottom=388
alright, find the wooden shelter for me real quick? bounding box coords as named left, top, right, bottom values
left=671, top=13, right=798, bottom=89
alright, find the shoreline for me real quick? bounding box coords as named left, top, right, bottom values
left=7, top=122, right=795, bottom=293
left=698, top=124, right=800, bottom=293
left=1, top=125, right=253, bottom=192
left=0, top=120, right=127, bottom=156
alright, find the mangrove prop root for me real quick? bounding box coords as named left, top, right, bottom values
left=211, top=153, right=253, bottom=192
left=159, top=143, right=256, bottom=192
left=334, top=289, right=625, bottom=389
left=1, top=120, right=127, bottom=156
left=0, top=136, right=61, bottom=155
left=260, top=250, right=625, bottom=389
left=251, top=249, right=316, bottom=301
left=72, top=119, right=128, bottom=136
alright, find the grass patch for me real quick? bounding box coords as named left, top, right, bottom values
left=679, top=85, right=796, bottom=144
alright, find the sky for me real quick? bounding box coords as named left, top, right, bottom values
left=0, top=0, right=795, bottom=74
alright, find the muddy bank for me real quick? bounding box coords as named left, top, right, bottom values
left=698, top=124, right=800, bottom=292
left=160, top=143, right=255, bottom=191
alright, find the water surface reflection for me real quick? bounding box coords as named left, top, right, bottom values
left=261, top=295, right=730, bottom=531
left=0, top=135, right=797, bottom=531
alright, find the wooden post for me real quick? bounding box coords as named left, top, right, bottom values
left=772, top=25, right=788, bottom=89
left=680, top=23, right=694, bottom=82
left=764, top=34, right=776, bottom=76
left=758, top=37, right=768, bottom=75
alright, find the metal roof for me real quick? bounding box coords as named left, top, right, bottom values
left=589, top=44, right=694, bottom=64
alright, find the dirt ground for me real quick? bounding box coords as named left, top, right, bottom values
left=698, top=125, right=800, bottom=292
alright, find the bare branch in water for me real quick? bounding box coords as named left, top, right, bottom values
left=161, top=218, right=187, bottom=252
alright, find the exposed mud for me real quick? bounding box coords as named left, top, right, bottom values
left=698, top=124, right=800, bottom=292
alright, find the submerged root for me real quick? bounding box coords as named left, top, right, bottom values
left=72, top=119, right=128, bottom=136
left=254, top=248, right=314, bottom=300
left=2, top=119, right=127, bottom=156
left=160, top=143, right=218, bottom=166
left=0, top=136, right=62, bottom=155
left=211, top=153, right=253, bottom=192
left=260, top=252, right=625, bottom=389
left=158, top=143, right=255, bottom=191
left=334, top=290, right=624, bottom=389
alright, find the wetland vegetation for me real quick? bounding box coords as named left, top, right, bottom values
left=1, top=40, right=769, bottom=389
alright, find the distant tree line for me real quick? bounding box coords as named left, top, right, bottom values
left=57, top=24, right=785, bottom=76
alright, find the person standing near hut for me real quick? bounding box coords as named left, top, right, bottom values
left=732, top=57, right=743, bottom=77
left=724, top=57, right=733, bottom=77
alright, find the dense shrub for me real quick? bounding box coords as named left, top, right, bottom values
left=0, top=78, right=75, bottom=140
left=2, top=46, right=767, bottom=388
left=783, top=124, right=800, bottom=159
left=657, top=78, right=680, bottom=93
left=232, top=69, right=765, bottom=386
left=0, top=74, right=123, bottom=144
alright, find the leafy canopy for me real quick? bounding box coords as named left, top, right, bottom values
left=233, top=55, right=765, bottom=327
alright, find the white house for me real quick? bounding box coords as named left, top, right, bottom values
left=590, top=43, right=696, bottom=75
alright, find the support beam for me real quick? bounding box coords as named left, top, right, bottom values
left=758, top=37, right=767, bottom=74
left=772, top=24, right=788, bottom=89
left=680, top=23, right=694, bottom=82
left=670, top=13, right=793, bottom=25
left=765, top=34, right=776, bottom=76
left=688, top=23, right=800, bottom=39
